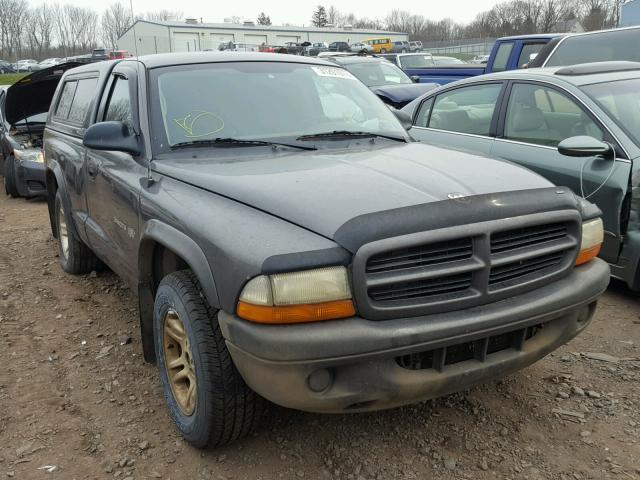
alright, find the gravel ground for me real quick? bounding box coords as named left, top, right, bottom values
left=0, top=193, right=639, bottom=480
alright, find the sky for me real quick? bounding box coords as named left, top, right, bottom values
left=33, top=0, right=502, bottom=26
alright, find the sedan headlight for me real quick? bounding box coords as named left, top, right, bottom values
left=576, top=218, right=604, bottom=265
left=237, top=266, right=355, bottom=324
left=14, top=148, right=44, bottom=163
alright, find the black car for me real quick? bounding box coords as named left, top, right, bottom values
left=328, top=41, right=350, bottom=52
left=325, top=55, right=439, bottom=108
left=44, top=52, right=607, bottom=448
left=0, top=60, right=16, bottom=74
left=1, top=62, right=79, bottom=198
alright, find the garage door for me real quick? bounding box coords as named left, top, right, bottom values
left=245, top=34, right=268, bottom=46
left=277, top=35, right=300, bottom=44
left=173, top=32, right=200, bottom=52
left=209, top=33, right=234, bottom=50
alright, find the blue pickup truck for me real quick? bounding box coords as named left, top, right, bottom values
left=383, top=34, right=562, bottom=85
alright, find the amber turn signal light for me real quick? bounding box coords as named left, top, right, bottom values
left=237, top=299, right=356, bottom=324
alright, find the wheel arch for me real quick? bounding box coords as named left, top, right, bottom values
left=137, top=219, right=220, bottom=362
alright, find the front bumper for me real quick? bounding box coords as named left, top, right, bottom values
left=219, top=259, right=609, bottom=413
left=16, top=159, right=46, bottom=198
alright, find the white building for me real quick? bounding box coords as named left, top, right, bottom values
left=116, top=19, right=409, bottom=54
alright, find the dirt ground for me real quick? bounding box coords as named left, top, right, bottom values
left=1, top=192, right=639, bottom=480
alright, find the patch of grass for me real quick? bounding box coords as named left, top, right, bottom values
left=0, top=73, right=27, bottom=85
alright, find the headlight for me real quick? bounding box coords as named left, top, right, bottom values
left=14, top=148, right=44, bottom=163
left=237, top=266, right=355, bottom=324
left=576, top=218, right=604, bottom=265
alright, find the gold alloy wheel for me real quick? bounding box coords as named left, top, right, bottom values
left=163, top=309, right=197, bottom=415
left=58, top=206, right=69, bottom=260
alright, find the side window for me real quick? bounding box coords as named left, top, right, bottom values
left=504, top=83, right=604, bottom=147
left=492, top=42, right=514, bottom=72
left=104, top=77, right=133, bottom=131
left=428, top=84, right=502, bottom=136
left=517, top=42, right=546, bottom=68
left=414, top=98, right=434, bottom=128
left=54, top=81, right=78, bottom=119
left=67, top=78, right=98, bottom=125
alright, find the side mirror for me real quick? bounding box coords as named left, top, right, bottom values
left=83, top=121, right=140, bottom=156
left=410, top=75, right=420, bottom=83
left=391, top=107, right=413, bottom=130
left=557, top=136, right=613, bottom=159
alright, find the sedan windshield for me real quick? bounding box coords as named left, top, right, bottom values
left=151, top=61, right=408, bottom=152
left=582, top=78, right=640, bottom=147
left=399, top=55, right=435, bottom=68
left=342, top=61, right=412, bottom=87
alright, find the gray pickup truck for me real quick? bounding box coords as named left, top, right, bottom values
left=44, top=53, right=609, bottom=448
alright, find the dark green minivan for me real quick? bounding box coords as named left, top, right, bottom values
left=403, top=62, right=640, bottom=289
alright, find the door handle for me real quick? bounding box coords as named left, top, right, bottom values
left=87, top=158, right=99, bottom=177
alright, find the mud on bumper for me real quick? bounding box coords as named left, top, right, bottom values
left=218, top=259, right=609, bottom=413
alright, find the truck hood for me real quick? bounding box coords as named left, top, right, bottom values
left=152, top=142, right=554, bottom=241
left=370, top=82, right=440, bottom=107
left=4, top=62, right=81, bottom=125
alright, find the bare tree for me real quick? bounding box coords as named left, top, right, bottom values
left=102, top=2, right=133, bottom=49
left=144, top=10, right=183, bottom=22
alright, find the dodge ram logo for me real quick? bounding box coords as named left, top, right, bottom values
left=447, top=192, right=468, bottom=202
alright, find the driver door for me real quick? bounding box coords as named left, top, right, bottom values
left=491, top=81, right=631, bottom=263
left=84, top=65, right=146, bottom=285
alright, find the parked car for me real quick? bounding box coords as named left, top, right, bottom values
left=381, top=53, right=435, bottom=69
left=44, top=51, right=607, bottom=448
left=409, top=40, right=423, bottom=52
left=403, top=61, right=640, bottom=289
left=472, top=54, right=490, bottom=64
left=109, top=50, right=132, bottom=59
left=283, top=42, right=310, bottom=55
left=258, top=44, right=275, bottom=53
left=1, top=62, right=80, bottom=198
left=392, top=41, right=411, bottom=53
left=0, top=60, right=15, bottom=73
left=407, top=34, right=561, bottom=85
left=305, top=42, right=328, bottom=56
left=328, top=41, right=351, bottom=52
left=529, top=25, right=640, bottom=68
left=350, top=42, right=373, bottom=53
left=364, top=37, right=392, bottom=53
left=38, top=58, right=62, bottom=68
left=91, top=48, right=111, bottom=61
left=325, top=55, right=439, bottom=108
left=15, top=59, right=40, bottom=72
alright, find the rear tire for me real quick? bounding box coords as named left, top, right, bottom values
left=380, top=48, right=387, bottom=53
left=154, top=270, right=262, bottom=448
left=54, top=190, right=102, bottom=274
left=4, top=156, right=19, bottom=197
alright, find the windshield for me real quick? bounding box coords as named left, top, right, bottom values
left=582, top=78, right=640, bottom=146
left=342, top=61, right=412, bottom=87
left=150, top=61, right=407, bottom=152
left=399, top=55, right=435, bottom=68
left=546, top=28, right=640, bottom=66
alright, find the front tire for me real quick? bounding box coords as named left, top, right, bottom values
left=54, top=190, right=102, bottom=274
left=4, top=156, right=19, bottom=197
left=154, top=270, right=262, bottom=448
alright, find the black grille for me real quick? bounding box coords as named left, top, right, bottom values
left=396, top=323, right=543, bottom=371
left=369, top=273, right=472, bottom=302
left=366, top=238, right=472, bottom=273
left=352, top=213, right=580, bottom=320
left=491, top=223, right=568, bottom=253
left=489, top=251, right=565, bottom=287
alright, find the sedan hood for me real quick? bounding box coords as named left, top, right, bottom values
left=5, top=62, right=81, bottom=125
left=370, top=82, right=440, bottom=107
left=152, top=142, right=554, bottom=241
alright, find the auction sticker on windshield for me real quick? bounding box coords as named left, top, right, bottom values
left=311, top=66, right=358, bottom=80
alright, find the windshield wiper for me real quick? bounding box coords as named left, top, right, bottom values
left=171, top=137, right=317, bottom=151
left=296, top=130, right=407, bottom=142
